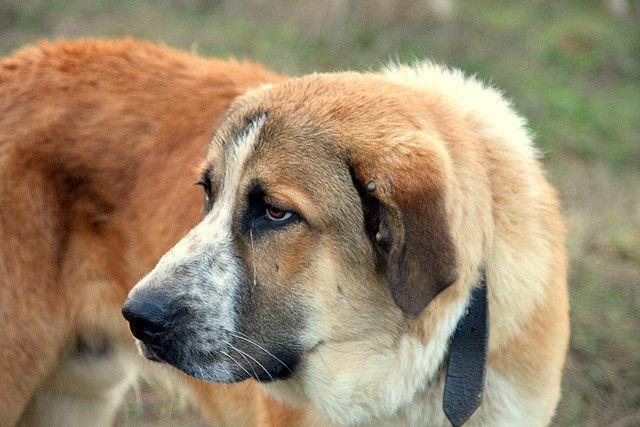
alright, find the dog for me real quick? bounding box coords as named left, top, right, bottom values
left=0, top=39, right=301, bottom=426
left=124, top=62, right=570, bottom=425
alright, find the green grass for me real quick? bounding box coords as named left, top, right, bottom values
left=2, top=1, right=639, bottom=425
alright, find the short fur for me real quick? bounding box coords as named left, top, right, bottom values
left=1, top=39, right=568, bottom=426
left=0, top=39, right=301, bottom=426
left=125, top=59, right=569, bottom=426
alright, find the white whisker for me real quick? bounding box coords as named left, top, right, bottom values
left=228, top=341, right=274, bottom=382
left=219, top=349, right=253, bottom=380
left=249, top=226, right=257, bottom=287
left=227, top=330, right=293, bottom=374
left=225, top=340, right=259, bottom=380
left=236, top=349, right=274, bottom=381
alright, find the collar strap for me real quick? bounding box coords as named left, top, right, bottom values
left=443, top=269, right=489, bottom=426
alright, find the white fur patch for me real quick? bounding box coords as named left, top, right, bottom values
left=128, top=116, right=266, bottom=381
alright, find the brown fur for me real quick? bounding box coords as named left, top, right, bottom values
left=0, top=39, right=299, bottom=426
left=1, top=38, right=569, bottom=426
left=127, top=66, right=568, bottom=425
left=260, top=71, right=568, bottom=424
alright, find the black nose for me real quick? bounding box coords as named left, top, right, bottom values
left=122, top=293, right=175, bottom=343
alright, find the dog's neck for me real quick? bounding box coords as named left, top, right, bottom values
left=269, top=271, right=490, bottom=427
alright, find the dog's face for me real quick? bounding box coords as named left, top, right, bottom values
left=123, top=74, right=460, bottom=423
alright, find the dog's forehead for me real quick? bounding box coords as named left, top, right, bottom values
left=203, top=74, right=420, bottom=191
left=200, top=110, right=265, bottom=184
left=207, top=111, right=332, bottom=180
left=209, top=74, right=390, bottom=147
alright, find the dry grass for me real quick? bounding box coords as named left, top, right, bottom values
left=1, top=1, right=639, bottom=425
left=556, top=161, right=640, bottom=425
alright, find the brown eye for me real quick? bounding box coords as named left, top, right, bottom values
left=265, top=205, right=293, bottom=222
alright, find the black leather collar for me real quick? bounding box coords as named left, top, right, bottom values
left=443, top=269, right=489, bottom=426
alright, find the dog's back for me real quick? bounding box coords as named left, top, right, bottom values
left=0, top=39, right=290, bottom=426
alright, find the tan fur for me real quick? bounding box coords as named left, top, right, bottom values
left=1, top=38, right=568, bottom=426
left=0, top=39, right=300, bottom=426
left=157, top=63, right=568, bottom=425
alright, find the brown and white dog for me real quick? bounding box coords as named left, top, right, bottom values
left=123, top=61, right=570, bottom=425
left=0, top=39, right=304, bottom=426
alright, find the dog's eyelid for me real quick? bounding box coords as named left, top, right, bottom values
left=263, top=196, right=293, bottom=214
left=263, top=196, right=306, bottom=223
left=195, top=170, right=216, bottom=194
left=265, top=204, right=294, bottom=222
left=262, top=187, right=314, bottom=219
left=200, top=166, right=214, bottom=183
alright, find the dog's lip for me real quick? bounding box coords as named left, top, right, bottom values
left=136, top=340, right=166, bottom=363
left=136, top=332, right=307, bottom=382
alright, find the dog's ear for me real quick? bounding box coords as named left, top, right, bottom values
left=350, top=148, right=458, bottom=315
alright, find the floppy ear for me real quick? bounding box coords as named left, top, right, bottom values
left=350, top=150, right=458, bottom=315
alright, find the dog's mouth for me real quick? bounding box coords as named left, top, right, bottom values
left=136, top=340, right=165, bottom=363
left=135, top=334, right=301, bottom=384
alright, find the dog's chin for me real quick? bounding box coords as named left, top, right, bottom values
left=135, top=339, right=300, bottom=384
left=135, top=340, right=237, bottom=382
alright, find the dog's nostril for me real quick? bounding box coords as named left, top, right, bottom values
left=128, top=310, right=166, bottom=336
left=122, top=297, right=174, bottom=341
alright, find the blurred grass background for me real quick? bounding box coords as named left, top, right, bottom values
left=1, top=0, right=638, bottom=425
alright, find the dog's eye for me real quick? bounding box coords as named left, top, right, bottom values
left=265, top=205, right=293, bottom=222
left=195, top=178, right=213, bottom=215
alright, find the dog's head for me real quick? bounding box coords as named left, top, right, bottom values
left=123, top=72, right=465, bottom=423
